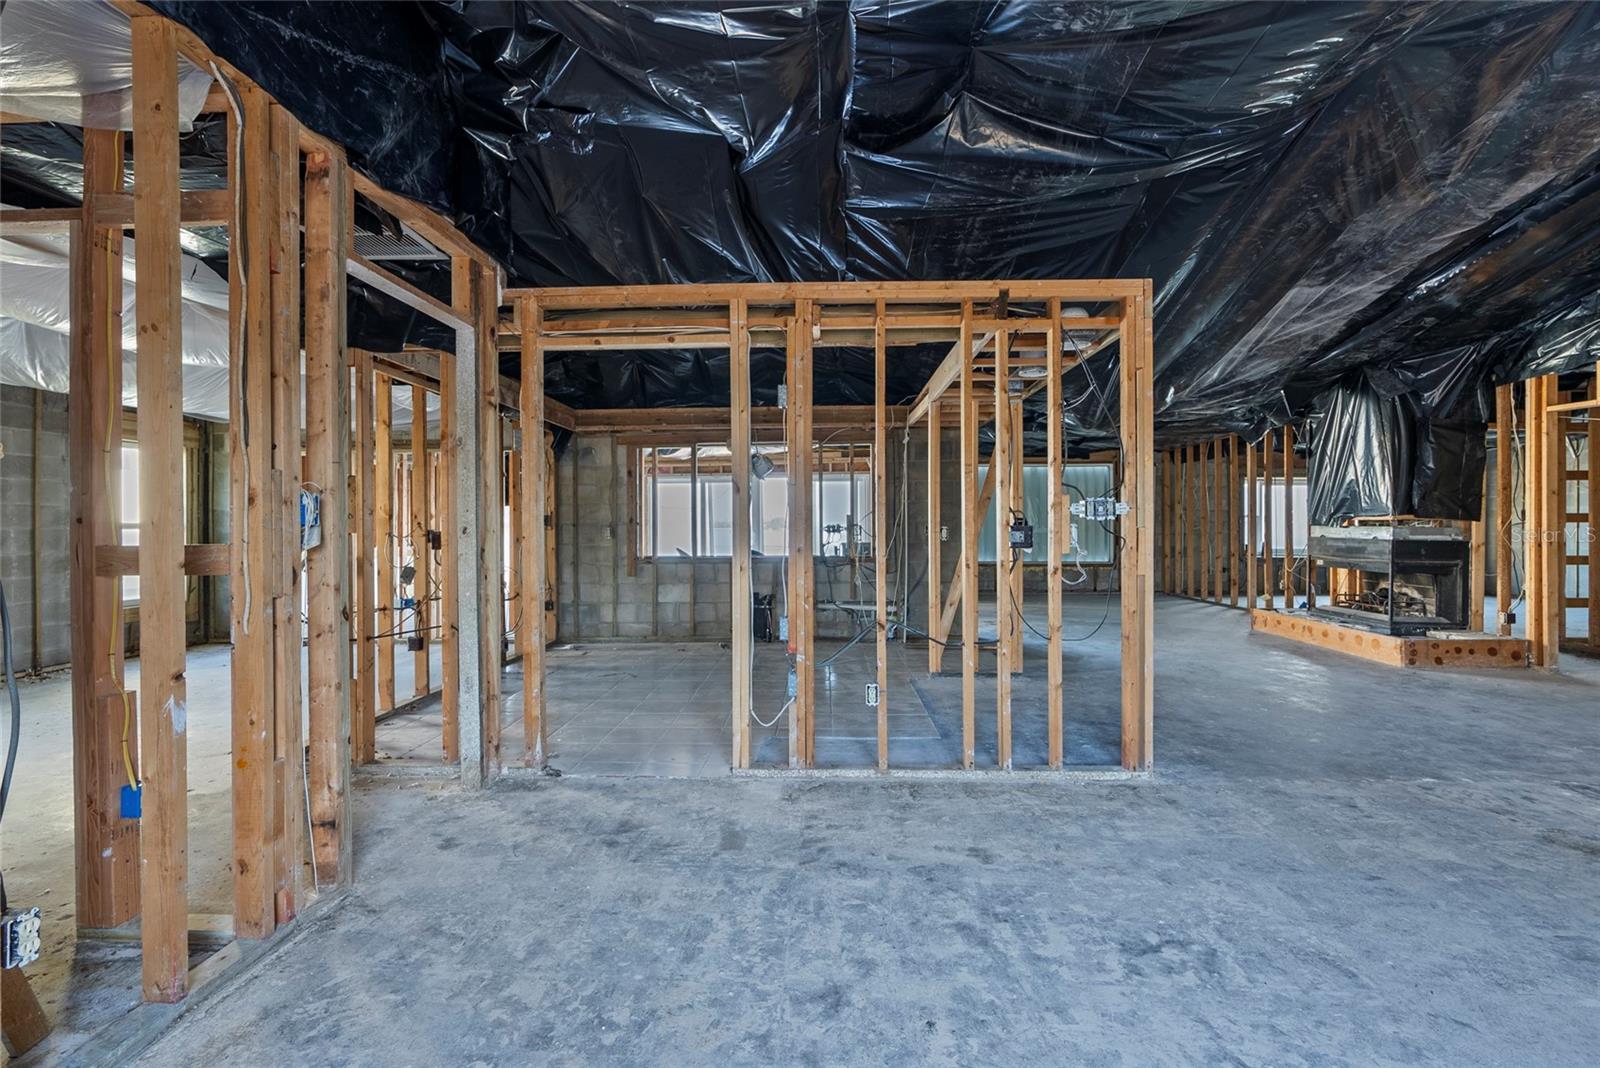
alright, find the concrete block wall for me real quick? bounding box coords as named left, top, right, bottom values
left=0, top=385, right=72, bottom=670
left=554, top=429, right=922, bottom=643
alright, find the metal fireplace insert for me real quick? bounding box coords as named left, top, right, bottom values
left=1308, top=524, right=1471, bottom=635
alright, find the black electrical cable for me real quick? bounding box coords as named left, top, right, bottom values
left=1, top=577, right=21, bottom=912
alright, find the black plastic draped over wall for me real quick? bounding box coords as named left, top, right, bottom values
left=140, top=2, right=1600, bottom=446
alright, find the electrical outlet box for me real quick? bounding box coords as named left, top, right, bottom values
left=119, top=782, right=142, bottom=820
left=2, top=908, right=42, bottom=969
left=427, top=529, right=442, bottom=550
left=865, top=682, right=879, bottom=708
left=1071, top=496, right=1130, bottom=522
left=1008, top=516, right=1034, bottom=550
left=939, top=524, right=949, bottom=543
left=407, top=635, right=426, bottom=652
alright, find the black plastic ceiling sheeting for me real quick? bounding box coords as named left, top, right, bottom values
left=133, top=2, right=1600, bottom=443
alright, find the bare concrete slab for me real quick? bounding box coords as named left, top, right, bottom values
left=118, top=600, right=1599, bottom=1067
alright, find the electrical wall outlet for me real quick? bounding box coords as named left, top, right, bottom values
left=2, top=907, right=42, bottom=969
left=865, top=682, right=879, bottom=708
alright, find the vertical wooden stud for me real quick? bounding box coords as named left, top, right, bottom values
left=69, top=126, right=139, bottom=929
left=926, top=399, right=944, bottom=673
left=353, top=349, right=376, bottom=764
left=1045, top=299, right=1064, bottom=768
left=1495, top=384, right=1515, bottom=636
left=520, top=297, right=549, bottom=768
left=874, top=299, right=890, bottom=770
left=729, top=298, right=752, bottom=769
left=304, top=145, right=353, bottom=885
left=409, top=385, right=432, bottom=700
left=374, top=375, right=395, bottom=709
left=131, top=15, right=188, bottom=1002
left=1119, top=285, right=1155, bottom=771
left=958, top=301, right=978, bottom=769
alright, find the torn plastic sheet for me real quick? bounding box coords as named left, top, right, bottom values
left=0, top=0, right=213, bottom=130
left=106, top=3, right=1600, bottom=442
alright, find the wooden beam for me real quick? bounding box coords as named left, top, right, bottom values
left=519, top=298, right=550, bottom=768
left=994, top=328, right=1014, bottom=769
left=409, top=384, right=432, bottom=700
left=908, top=331, right=997, bottom=425
left=1495, top=385, right=1515, bottom=636
left=1282, top=426, right=1296, bottom=605
left=874, top=299, right=890, bottom=771
left=958, top=300, right=979, bottom=769
left=1045, top=299, right=1064, bottom=768
left=1469, top=458, right=1487, bottom=633
left=787, top=304, right=817, bottom=767
left=1119, top=284, right=1155, bottom=771
left=304, top=144, right=353, bottom=885
left=1228, top=436, right=1241, bottom=607
left=729, top=298, right=752, bottom=770
left=267, top=101, right=307, bottom=926
left=94, top=543, right=229, bottom=577
left=1, top=968, right=50, bottom=1058
left=1213, top=439, right=1227, bottom=603
left=571, top=405, right=901, bottom=435
left=68, top=126, right=139, bottom=930
left=1246, top=441, right=1258, bottom=608
left=353, top=349, right=377, bottom=764
left=472, top=261, right=505, bottom=775
left=1526, top=375, right=1562, bottom=668
left=131, top=13, right=189, bottom=1003
left=374, top=375, right=396, bottom=711
left=926, top=399, right=944, bottom=673
left=1262, top=431, right=1275, bottom=611
left=506, top=279, right=1146, bottom=308
left=348, top=252, right=471, bottom=333
left=224, top=83, right=276, bottom=940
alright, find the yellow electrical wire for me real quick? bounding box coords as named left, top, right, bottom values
left=104, top=266, right=137, bottom=792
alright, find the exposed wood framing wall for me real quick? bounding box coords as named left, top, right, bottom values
left=501, top=281, right=1157, bottom=772
left=34, top=3, right=506, bottom=1006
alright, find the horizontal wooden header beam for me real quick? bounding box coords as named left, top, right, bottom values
left=574, top=404, right=900, bottom=435
left=506, top=279, right=1144, bottom=308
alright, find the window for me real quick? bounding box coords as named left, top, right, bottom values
left=1244, top=477, right=1309, bottom=556
left=977, top=462, right=1116, bottom=565
left=120, top=444, right=140, bottom=604
left=639, top=444, right=874, bottom=559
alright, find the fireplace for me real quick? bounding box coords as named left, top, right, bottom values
left=1308, top=524, right=1471, bottom=635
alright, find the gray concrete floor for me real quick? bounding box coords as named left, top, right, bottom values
left=64, top=597, right=1600, bottom=1066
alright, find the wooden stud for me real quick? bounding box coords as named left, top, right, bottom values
left=1589, top=377, right=1599, bottom=651
left=2, top=967, right=50, bottom=1058
left=1045, top=299, right=1064, bottom=768
left=874, top=299, right=890, bottom=770
left=409, top=385, right=432, bottom=700
left=1282, top=425, right=1296, bottom=606
left=958, top=300, right=979, bottom=769
left=473, top=262, right=505, bottom=774
left=1246, top=439, right=1258, bottom=608
left=1526, top=375, right=1562, bottom=668
left=1213, top=438, right=1226, bottom=603
left=1262, top=431, right=1276, bottom=611
left=1228, top=436, right=1241, bottom=607
left=786, top=304, right=817, bottom=767
left=926, top=398, right=944, bottom=673
left=131, top=14, right=189, bottom=1002
left=267, top=102, right=306, bottom=925
left=374, top=375, right=396, bottom=709
left=1120, top=284, right=1155, bottom=771
left=520, top=297, right=550, bottom=767
left=1198, top=442, right=1211, bottom=602
left=304, top=145, right=353, bottom=885
left=226, top=84, right=276, bottom=941
left=1469, top=459, right=1487, bottom=633
left=68, top=125, right=139, bottom=930
left=729, top=298, right=752, bottom=769
left=353, top=349, right=377, bottom=764
left=994, top=325, right=1014, bottom=768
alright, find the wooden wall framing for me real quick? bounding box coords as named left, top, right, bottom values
left=500, top=281, right=1157, bottom=772
left=36, top=3, right=506, bottom=1007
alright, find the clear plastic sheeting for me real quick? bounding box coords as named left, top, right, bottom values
left=0, top=221, right=231, bottom=418
left=119, top=2, right=1600, bottom=440
left=0, top=0, right=212, bottom=130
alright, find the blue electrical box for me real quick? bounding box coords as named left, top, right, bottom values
left=120, top=782, right=142, bottom=819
